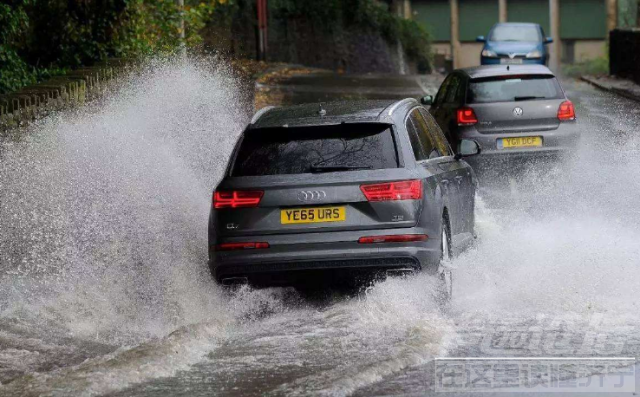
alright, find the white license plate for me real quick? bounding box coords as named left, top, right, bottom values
left=500, top=58, right=523, bottom=65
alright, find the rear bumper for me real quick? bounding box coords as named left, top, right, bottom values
left=458, top=122, right=580, bottom=158
left=210, top=231, right=441, bottom=286
left=481, top=57, right=546, bottom=65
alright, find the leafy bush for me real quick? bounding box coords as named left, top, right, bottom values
left=0, top=2, right=38, bottom=93
left=0, top=0, right=226, bottom=94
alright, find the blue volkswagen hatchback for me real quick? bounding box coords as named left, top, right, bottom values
left=477, top=23, right=553, bottom=65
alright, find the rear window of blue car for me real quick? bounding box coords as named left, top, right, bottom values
left=467, top=75, right=564, bottom=104
left=231, top=123, right=399, bottom=176
left=490, top=25, right=541, bottom=42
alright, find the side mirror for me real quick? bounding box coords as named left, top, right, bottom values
left=420, top=95, right=433, bottom=106
left=476, top=35, right=486, bottom=43
left=545, top=37, right=553, bottom=44
left=455, top=139, right=481, bottom=160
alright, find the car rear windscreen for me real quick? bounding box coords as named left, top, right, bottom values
left=231, top=123, right=398, bottom=177
left=467, top=75, right=564, bottom=104
left=489, top=25, right=541, bottom=42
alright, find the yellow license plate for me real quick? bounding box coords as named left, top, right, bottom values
left=499, top=136, right=543, bottom=149
left=281, top=207, right=346, bottom=224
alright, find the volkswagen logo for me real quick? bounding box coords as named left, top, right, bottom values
left=513, top=107, right=523, bottom=117
left=297, top=190, right=326, bottom=201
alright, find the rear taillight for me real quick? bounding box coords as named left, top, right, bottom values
left=457, top=107, right=478, bottom=125
left=358, top=234, right=428, bottom=244
left=557, top=100, right=575, bottom=121
left=214, top=190, right=263, bottom=209
left=360, top=180, right=422, bottom=201
left=215, top=242, right=269, bottom=251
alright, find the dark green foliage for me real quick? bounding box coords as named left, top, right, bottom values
left=0, top=0, right=221, bottom=94
left=1, top=2, right=38, bottom=93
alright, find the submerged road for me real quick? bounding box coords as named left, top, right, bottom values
left=1, top=63, right=640, bottom=396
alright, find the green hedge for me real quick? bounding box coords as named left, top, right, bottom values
left=0, top=0, right=231, bottom=94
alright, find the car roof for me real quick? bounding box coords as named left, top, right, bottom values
left=493, top=22, right=540, bottom=28
left=250, top=99, right=414, bottom=129
left=457, top=65, right=555, bottom=80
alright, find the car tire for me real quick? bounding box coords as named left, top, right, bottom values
left=436, top=213, right=453, bottom=304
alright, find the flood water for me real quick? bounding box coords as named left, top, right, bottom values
left=1, top=59, right=640, bottom=396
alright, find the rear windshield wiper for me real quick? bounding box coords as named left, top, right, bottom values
left=514, top=96, right=547, bottom=101
left=309, top=165, right=372, bottom=173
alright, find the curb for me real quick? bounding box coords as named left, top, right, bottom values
left=0, top=58, right=136, bottom=132
left=580, top=75, right=640, bottom=103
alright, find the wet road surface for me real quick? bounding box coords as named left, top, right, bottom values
left=1, top=62, right=640, bottom=396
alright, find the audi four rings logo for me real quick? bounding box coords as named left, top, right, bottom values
left=513, top=107, right=524, bottom=117
left=297, top=190, right=326, bottom=201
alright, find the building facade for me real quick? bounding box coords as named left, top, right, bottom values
left=410, top=0, right=629, bottom=69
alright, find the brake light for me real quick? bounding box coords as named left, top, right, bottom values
left=360, top=180, right=422, bottom=201
left=457, top=107, right=478, bottom=125
left=214, top=190, right=263, bottom=209
left=215, top=242, right=269, bottom=251
left=557, top=100, right=575, bottom=121
left=358, top=234, right=428, bottom=244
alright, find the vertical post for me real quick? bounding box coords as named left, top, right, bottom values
left=499, top=0, right=507, bottom=22
left=257, top=0, right=268, bottom=61
left=549, top=0, right=561, bottom=71
left=177, top=0, right=186, bottom=57
left=607, top=0, right=618, bottom=32
left=403, top=0, right=412, bottom=19
left=450, top=0, right=461, bottom=69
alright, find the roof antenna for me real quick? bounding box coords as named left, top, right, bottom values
left=318, top=104, right=327, bottom=117
left=507, top=65, right=510, bottom=71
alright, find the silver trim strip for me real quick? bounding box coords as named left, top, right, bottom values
left=250, top=106, right=276, bottom=124
left=387, top=98, right=417, bottom=116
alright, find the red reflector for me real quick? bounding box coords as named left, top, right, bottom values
left=215, top=242, right=269, bottom=251
left=557, top=100, right=575, bottom=121
left=457, top=107, right=478, bottom=125
left=214, top=190, right=263, bottom=209
left=358, top=234, right=428, bottom=244
left=360, top=180, right=422, bottom=201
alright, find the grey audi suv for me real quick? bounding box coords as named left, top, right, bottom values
left=208, top=99, right=480, bottom=296
left=423, top=65, right=579, bottom=170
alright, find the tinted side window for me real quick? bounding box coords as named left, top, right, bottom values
left=405, top=116, right=426, bottom=160
left=434, top=76, right=450, bottom=107
left=419, top=108, right=452, bottom=156
left=445, top=75, right=460, bottom=104
left=409, top=109, right=438, bottom=159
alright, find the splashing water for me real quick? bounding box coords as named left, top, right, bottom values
left=1, top=64, right=639, bottom=396
left=0, top=58, right=250, bottom=343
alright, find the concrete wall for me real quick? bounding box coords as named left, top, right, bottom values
left=266, top=20, right=413, bottom=74
left=203, top=5, right=416, bottom=74
left=458, top=42, right=484, bottom=68
left=574, top=40, right=607, bottom=62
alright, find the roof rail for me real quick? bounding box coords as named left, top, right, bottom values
left=385, top=98, right=417, bottom=117
left=250, top=106, right=276, bottom=124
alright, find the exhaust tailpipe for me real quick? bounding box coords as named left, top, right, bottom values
left=385, top=268, right=415, bottom=277
left=221, top=277, right=249, bottom=286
